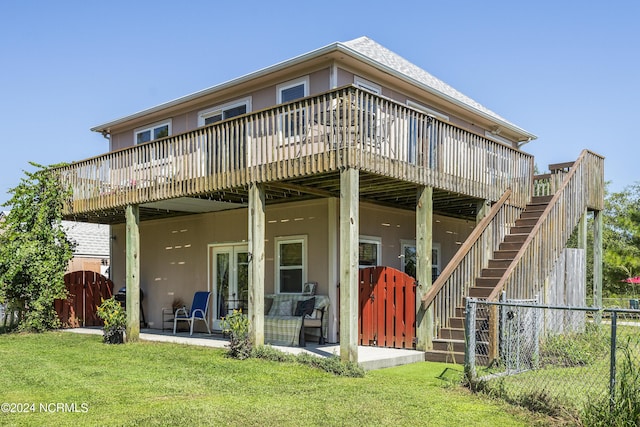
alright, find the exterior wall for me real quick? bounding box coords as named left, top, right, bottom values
left=111, top=199, right=330, bottom=331
left=111, top=197, right=472, bottom=337
left=358, top=203, right=474, bottom=273
left=336, top=67, right=489, bottom=143
left=109, top=68, right=331, bottom=152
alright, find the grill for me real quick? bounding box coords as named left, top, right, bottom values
left=114, top=286, right=147, bottom=327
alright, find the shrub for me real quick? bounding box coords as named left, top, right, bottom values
left=540, top=323, right=609, bottom=367
left=96, top=297, right=126, bottom=344
left=221, top=310, right=252, bottom=360
left=582, top=340, right=640, bottom=426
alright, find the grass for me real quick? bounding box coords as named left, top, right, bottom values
left=0, top=331, right=553, bottom=426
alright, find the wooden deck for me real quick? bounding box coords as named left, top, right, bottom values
left=56, top=86, right=535, bottom=223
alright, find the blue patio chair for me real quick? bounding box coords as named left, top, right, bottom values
left=173, top=291, right=212, bottom=335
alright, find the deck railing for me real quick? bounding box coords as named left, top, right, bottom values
left=56, top=85, right=534, bottom=215
left=421, top=189, right=523, bottom=336
left=487, top=150, right=605, bottom=301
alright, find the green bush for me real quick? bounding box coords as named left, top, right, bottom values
left=582, top=340, right=640, bottom=426
left=221, top=310, right=252, bottom=360
left=96, top=297, right=126, bottom=344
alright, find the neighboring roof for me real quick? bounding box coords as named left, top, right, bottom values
left=92, top=36, right=536, bottom=142
left=63, top=221, right=110, bottom=258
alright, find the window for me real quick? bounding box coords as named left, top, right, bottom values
left=407, top=101, right=448, bottom=167
left=354, top=77, right=382, bottom=141
left=359, top=236, right=381, bottom=268
left=401, top=240, right=441, bottom=280
left=134, top=120, right=171, bottom=145
left=275, top=236, right=307, bottom=293
left=198, top=97, right=252, bottom=126
left=354, top=76, right=381, bottom=94
left=277, top=77, right=308, bottom=141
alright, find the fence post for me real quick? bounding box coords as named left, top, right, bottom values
left=499, top=292, right=506, bottom=361
left=609, top=310, right=617, bottom=410
left=533, top=294, right=540, bottom=369
left=465, top=297, right=477, bottom=382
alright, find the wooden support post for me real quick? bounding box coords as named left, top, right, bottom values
left=340, top=167, right=359, bottom=363
left=125, top=204, right=140, bottom=342
left=477, top=200, right=492, bottom=264
left=593, top=210, right=603, bottom=309
left=248, top=183, right=265, bottom=346
left=415, top=186, right=433, bottom=350
left=577, top=209, right=588, bottom=250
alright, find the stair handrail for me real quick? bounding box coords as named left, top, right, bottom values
left=486, top=149, right=604, bottom=301
left=421, top=188, right=513, bottom=310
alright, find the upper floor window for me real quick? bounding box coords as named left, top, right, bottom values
left=277, top=76, right=308, bottom=104
left=277, top=77, right=309, bottom=141
left=198, top=97, right=252, bottom=126
left=354, top=76, right=381, bottom=95
left=134, top=120, right=171, bottom=145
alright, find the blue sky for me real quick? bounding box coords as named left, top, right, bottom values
left=1, top=0, right=638, bottom=206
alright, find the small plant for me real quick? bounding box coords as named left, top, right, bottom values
left=221, top=309, right=252, bottom=359
left=171, top=297, right=185, bottom=312
left=582, top=339, right=640, bottom=426
left=96, top=297, right=126, bottom=344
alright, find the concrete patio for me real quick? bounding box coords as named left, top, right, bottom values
left=65, top=327, right=425, bottom=371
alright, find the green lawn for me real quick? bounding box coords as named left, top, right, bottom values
left=0, top=332, right=550, bottom=426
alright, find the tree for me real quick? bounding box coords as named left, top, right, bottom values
left=0, top=162, right=74, bottom=331
left=603, top=183, right=640, bottom=296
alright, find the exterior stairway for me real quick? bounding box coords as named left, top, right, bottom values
left=424, top=195, right=552, bottom=364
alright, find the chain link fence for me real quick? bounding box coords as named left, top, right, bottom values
left=465, top=298, right=640, bottom=419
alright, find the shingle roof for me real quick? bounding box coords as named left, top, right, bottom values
left=63, top=221, right=110, bottom=258
left=92, top=36, right=535, bottom=141
left=341, top=37, right=522, bottom=131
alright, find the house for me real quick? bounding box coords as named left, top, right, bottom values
left=63, top=221, right=110, bottom=276
left=55, top=37, right=604, bottom=363
left=0, top=212, right=110, bottom=276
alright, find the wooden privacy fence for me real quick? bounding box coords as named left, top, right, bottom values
left=55, top=271, right=114, bottom=327
left=359, top=267, right=416, bottom=349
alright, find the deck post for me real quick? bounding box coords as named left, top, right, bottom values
left=125, top=204, right=140, bottom=342
left=415, top=186, right=433, bottom=350
left=340, top=167, right=359, bottom=363
left=593, top=210, right=603, bottom=309
left=248, top=183, right=265, bottom=346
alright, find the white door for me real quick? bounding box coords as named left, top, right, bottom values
left=208, top=244, right=249, bottom=330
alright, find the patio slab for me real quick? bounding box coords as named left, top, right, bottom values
left=63, top=327, right=425, bottom=370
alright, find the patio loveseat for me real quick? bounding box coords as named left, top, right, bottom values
left=264, top=294, right=330, bottom=347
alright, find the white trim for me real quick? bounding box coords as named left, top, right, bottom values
left=407, top=100, right=449, bottom=122
left=330, top=62, right=338, bottom=89
left=400, top=240, right=441, bottom=276
left=484, top=130, right=514, bottom=146
left=274, top=235, right=308, bottom=294
left=354, top=76, right=381, bottom=94
left=276, top=76, right=309, bottom=104
left=197, top=96, right=252, bottom=127
left=134, top=119, right=172, bottom=145
left=208, top=243, right=249, bottom=330
left=359, top=235, right=381, bottom=268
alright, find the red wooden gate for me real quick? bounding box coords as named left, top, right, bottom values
left=359, top=267, right=416, bottom=349
left=55, top=271, right=114, bottom=327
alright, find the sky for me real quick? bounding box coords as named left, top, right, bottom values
left=1, top=0, right=638, bottom=207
